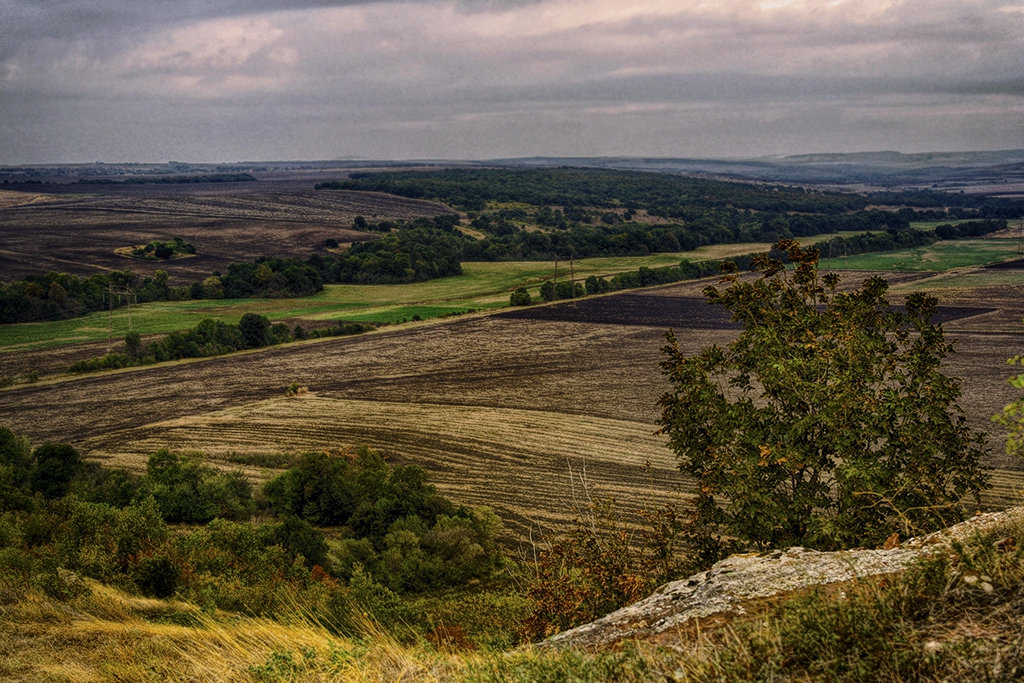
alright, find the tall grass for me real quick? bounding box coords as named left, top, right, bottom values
left=4, top=513, right=1022, bottom=682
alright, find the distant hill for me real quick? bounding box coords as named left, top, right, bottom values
left=487, top=150, right=1024, bottom=188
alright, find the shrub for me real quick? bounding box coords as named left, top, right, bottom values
left=136, top=450, right=254, bottom=523
left=509, top=286, right=531, bottom=306
left=658, top=239, right=989, bottom=551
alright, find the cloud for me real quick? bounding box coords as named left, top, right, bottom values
left=1, top=0, right=1021, bottom=162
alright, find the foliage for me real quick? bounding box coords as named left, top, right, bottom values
left=521, top=491, right=719, bottom=641
left=66, top=312, right=359, bottom=374
left=136, top=450, right=254, bottom=523
left=219, top=257, right=324, bottom=298
left=310, top=216, right=467, bottom=285
left=658, top=239, right=988, bottom=551
left=131, top=236, right=196, bottom=260
left=992, top=347, right=1024, bottom=459
left=29, top=443, right=84, bottom=500
left=932, top=218, right=1008, bottom=240
left=508, top=287, right=531, bottom=306
left=265, top=447, right=503, bottom=592
left=0, top=269, right=189, bottom=324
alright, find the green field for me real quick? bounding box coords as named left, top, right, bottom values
left=818, top=239, right=1022, bottom=272
left=7, top=233, right=1001, bottom=353
left=0, top=243, right=778, bottom=351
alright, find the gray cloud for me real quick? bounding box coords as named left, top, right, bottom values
left=1, top=0, right=1022, bottom=163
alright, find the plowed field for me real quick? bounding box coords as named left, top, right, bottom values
left=0, top=182, right=454, bottom=284
left=3, top=281, right=1023, bottom=541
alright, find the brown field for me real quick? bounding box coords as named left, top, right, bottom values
left=2, top=278, right=1023, bottom=542
left=0, top=181, right=455, bottom=284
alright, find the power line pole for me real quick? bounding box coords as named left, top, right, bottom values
left=106, top=284, right=137, bottom=352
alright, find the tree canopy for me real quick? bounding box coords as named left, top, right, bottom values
left=657, top=239, right=989, bottom=552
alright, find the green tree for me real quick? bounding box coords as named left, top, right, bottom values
left=30, top=443, right=84, bottom=499
left=509, top=286, right=531, bottom=306
left=992, top=336, right=1024, bottom=458
left=657, top=239, right=988, bottom=552
left=123, top=331, right=143, bottom=360
left=238, top=312, right=273, bottom=348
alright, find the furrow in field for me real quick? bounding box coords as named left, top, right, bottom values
left=82, top=396, right=684, bottom=541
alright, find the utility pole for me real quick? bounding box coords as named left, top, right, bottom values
left=106, top=284, right=137, bottom=352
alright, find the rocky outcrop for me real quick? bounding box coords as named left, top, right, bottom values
left=544, top=507, right=1023, bottom=649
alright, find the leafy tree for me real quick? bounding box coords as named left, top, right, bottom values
left=272, top=515, right=330, bottom=569
left=509, top=286, right=531, bottom=306
left=30, top=443, right=84, bottom=499
left=992, top=337, right=1024, bottom=458
left=657, top=239, right=988, bottom=552
left=238, top=312, right=273, bottom=348
left=123, top=331, right=143, bottom=360
left=136, top=449, right=253, bottom=523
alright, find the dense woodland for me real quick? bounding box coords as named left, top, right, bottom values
left=319, top=167, right=1024, bottom=217
left=309, top=215, right=465, bottom=285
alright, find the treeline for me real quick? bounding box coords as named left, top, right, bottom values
left=869, top=189, right=1024, bottom=218
left=812, top=228, right=937, bottom=259
left=2, top=257, right=324, bottom=325
left=310, top=216, right=466, bottom=284
left=513, top=223, right=1005, bottom=306
left=0, top=428, right=504, bottom=630
left=67, top=313, right=373, bottom=374
left=78, top=173, right=257, bottom=185
left=0, top=270, right=183, bottom=325
left=933, top=218, right=1008, bottom=240
left=319, top=167, right=1024, bottom=218
left=211, top=256, right=324, bottom=299
left=319, top=168, right=869, bottom=214
left=511, top=257, right=746, bottom=306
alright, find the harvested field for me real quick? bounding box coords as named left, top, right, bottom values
left=3, top=280, right=1023, bottom=540
left=497, top=293, right=994, bottom=329
left=85, top=396, right=681, bottom=539
left=0, top=182, right=454, bottom=284
left=985, top=257, right=1024, bottom=270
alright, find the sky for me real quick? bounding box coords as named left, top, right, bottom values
left=1, top=0, right=1022, bottom=164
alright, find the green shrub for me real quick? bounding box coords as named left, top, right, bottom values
left=658, top=240, right=988, bottom=551
left=136, top=450, right=254, bottom=523
left=509, top=286, right=531, bottom=306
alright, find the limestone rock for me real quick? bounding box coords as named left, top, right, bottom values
left=543, top=507, right=1023, bottom=649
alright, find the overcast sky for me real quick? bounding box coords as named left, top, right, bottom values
left=1, top=0, right=1021, bottom=164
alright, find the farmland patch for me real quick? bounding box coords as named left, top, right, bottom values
left=499, top=293, right=996, bottom=329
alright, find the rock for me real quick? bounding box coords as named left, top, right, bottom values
left=541, top=507, right=1024, bottom=650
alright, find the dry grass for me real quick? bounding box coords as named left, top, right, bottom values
left=5, top=509, right=1023, bottom=683
left=0, top=583, right=463, bottom=683
left=0, top=190, right=59, bottom=209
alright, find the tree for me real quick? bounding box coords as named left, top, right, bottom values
left=509, top=286, right=531, bottom=306
left=238, top=312, right=272, bottom=348
left=657, top=239, right=988, bottom=552
left=992, top=334, right=1024, bottom=458
left=31, top=443, right=84, bottom=499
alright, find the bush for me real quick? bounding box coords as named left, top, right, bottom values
left=30, top=443, right=83, bottom=500
left=136, top=450, right=254, bottom=523
left=992, top=342, right=1024, bottom=459
left=509, top=286, right=531, bottom=306
left=658, top=239, right=988, bottom=551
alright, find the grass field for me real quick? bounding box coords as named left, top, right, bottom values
left=818, top=238, right=1023, bottom=271
left=0, top=240, right=809, bottom=351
